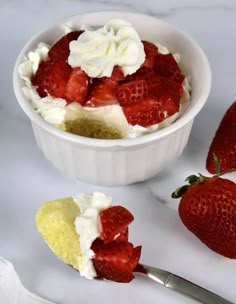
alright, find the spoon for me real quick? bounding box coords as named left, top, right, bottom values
left=134, top=263, right=234, bottom=304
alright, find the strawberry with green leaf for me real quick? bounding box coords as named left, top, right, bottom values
left=172, top=158, right=236, bottom=259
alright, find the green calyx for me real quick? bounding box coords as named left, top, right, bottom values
left=171, top=173, right=209, bottom=199
left=171, top=154, right=223, bottom=199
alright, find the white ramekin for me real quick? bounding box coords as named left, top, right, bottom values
left=13, top=11, right=211, bottom=186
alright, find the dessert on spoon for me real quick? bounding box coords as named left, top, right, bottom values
left=36, top=192, right=233, bottom=303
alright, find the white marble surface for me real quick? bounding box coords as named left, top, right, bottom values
left=0, top=0, right=236, bottom=303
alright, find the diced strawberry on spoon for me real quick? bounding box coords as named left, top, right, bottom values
left=85, top=81, right=118, bottom=107
left=99, top=206, right=134, bottom=244
left=63, top=67, right=90, bottom=104
left=114, top=227, right=129, bottom=242
left=91, top=239, right=142, bottom=283
left=48, top=31, right=83, bottom=61
left=32, top=59, right=72, bottom=98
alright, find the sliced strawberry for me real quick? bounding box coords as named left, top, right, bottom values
left=147, top=75, right=164, bottom=98
left=114, top=227, right=129, bottom=242
left=91, top=239, right=141, bottom=282
left=93, top=259, right=134, bottom=283
left=161, top=96, right=180, bottom=116
left=116, top=80, right=149, bottom=106
left=141, top=40, right=158, bottom=69
left=48, top=31, right=83, bottom=61
left=85, top=81, right=118, bottom=107
left=124, top=67, right=156, bottom=83
left=127, top=246, right=142, bottom=272
left=63, top=67, right=89, bottom=104
left=101, top=66, right=125, bottom=86
left=148, top=77, right=183, bottom=115
left=123, top=97, right=165, bottom=127
left=162, top=78, right=183, bottom=105
left=99, top=206, right=134, bottom=244
left=32, top=59, right=71, bottom=98
left=154, top=53, right=185, bottom=84
left=92, top=239, right=134, bottom=264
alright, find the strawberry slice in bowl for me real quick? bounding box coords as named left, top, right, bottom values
left=154, top=53, right=185, bottom=84
left=122, top=97, right=166, bottom=127
left=141, top=40, right=158, bottom=69
left=85, top=81, right=118, bottom=107
left=48, top=31, right=83, bottom=62
left=116, top=79, right=149, bottom=107
left=63, top=67, right=90, bottom=104
left=32, top=59, right=72, bottom=98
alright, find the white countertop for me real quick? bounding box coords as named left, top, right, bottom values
left=0, top=0, right=236, bottom=303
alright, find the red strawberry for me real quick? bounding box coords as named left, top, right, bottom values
left=85, top=81, right=118, bottom=107
left=32, top=59, right=71, bottom=98
left=154, top=53, right=185, bottom=84
left=122, top=97, right=165, bottom=127
left=91, top=239, right=141, bottom=282
left=99, top=206, right=134, bottom=243
left=206, top=102, right=236, bottom=173
left=63, top=67, right=89, bottom=104
left=48, top=31, right=83, bottom=61
left=114, top=227, right=129, bottom=242
left=141, top=41, right=158, bottom=69
left=161, top=97, right=179, bottom=116
left=172, top=172, right=236, bottom=259
left=116, top=80, right=149, bottom=106
left=128, top=67, right=156, bottom=82
left=128, top=245, right=142, bottom=272
left=101, top=66, right=125, bottom=86
left=154, top=78, right=183, bottom=103
left=147, top=75, right=164, bottom=98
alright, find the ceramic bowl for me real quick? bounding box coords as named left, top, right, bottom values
left=13, top=11, right=211, bottom=186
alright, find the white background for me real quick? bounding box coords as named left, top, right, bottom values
left=0, top=0, right=236, bottom=303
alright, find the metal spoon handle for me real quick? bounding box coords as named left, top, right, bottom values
left=137, top=264, right=234, bottom=304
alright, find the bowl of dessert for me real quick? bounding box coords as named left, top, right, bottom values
left=13, top=11, right=211, bottom=186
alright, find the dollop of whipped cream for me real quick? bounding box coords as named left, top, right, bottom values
left=68, top=19, right=145, bottom=77
left=73, top=192, right=112, bottom=279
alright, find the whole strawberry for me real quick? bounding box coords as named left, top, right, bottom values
left=172, top=172, right=236, bottom=259
left=206, top=101, right=236, bottom=173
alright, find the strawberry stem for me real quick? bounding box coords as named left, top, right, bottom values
left=213, top=153, right=221, bottom=175
left=212, top=153, right=235, bottom=176
left=172, top=173, right=209, bottom=199
left=172, top=154, right=234, bottom=199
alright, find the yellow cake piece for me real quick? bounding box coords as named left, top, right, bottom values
left=65, top=119, right=123, bottom=139
left=35, top=197, right=82, bottom=270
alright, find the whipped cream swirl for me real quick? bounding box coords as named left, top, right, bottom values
left=68, top=19, right=145, bottom=77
